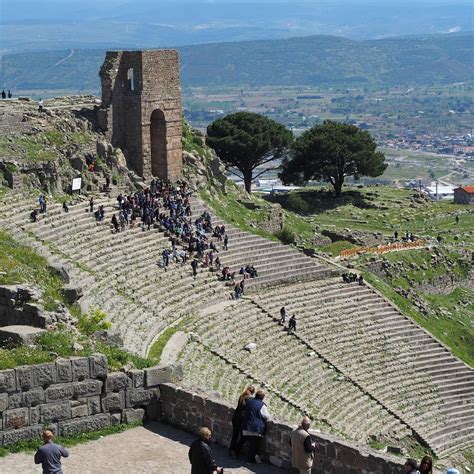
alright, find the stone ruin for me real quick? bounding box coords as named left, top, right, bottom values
left=97, top=50, right=183, bottom=181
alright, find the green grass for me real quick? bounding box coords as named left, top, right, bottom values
left=320, top=240, right=356, bottom=256
left=271, top=186, right=474, bottom=248
left=0, top=230, right=157, bottom=371
left=0, top=127, right=93, bottom=164
left=365, top=273, right=474, bottom=367
left=0, top=327, right=157, bottom=371
left=199, top=182, right=313, bottom=244
left=0, top=230, right=65, bottom=311
left=0, top=422, right=142, bottom=457
left=148, top=316, right=193, bottom=361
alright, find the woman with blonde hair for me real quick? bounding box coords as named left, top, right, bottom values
left=229, top=385, right=255, bottom=458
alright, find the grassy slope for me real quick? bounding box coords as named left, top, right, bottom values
left=0, top=230, right=156, bottom=370
left=270, top=185, right=473, bottom=366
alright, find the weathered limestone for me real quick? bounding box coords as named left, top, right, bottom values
left=98, top=50, right=183, bottom=180
left=159, top=383, right=405, bottom=474
left=0, top=356, right=183, bottom=445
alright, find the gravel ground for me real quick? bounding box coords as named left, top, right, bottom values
left=0, top=422, right=285, bottom=474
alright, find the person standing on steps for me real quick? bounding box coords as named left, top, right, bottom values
left=291, top=416, right=316, bottom=474
left=191, top=258, right=199, bottom=278
left=288, top=314, right=297, bottom=333
left=188, top=427, right=223, bottom=474
left=34, top=430, right=69, bottom=474
left=89, top=197, right=94, bottom=214
left=279, top=306, right=286, bottom=325
left=223, top=234, right=228, bottom=251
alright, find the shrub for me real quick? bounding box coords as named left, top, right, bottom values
left=77, top=309, right=111, bottom=336
left=275, top=226, right=296, bottom=245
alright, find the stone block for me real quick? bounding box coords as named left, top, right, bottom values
left=49, top=261, right=70, bottom=284
left=23, top=387, right=45, bottom=407
left=33, top=363, right=56, bottom=387
left=56, top=358, right=73, bottom=383
left=45, top=383, right=75, bottom=402
left=0, top=369, right=16, bottom=392
left=30, top=406, right=40, bottom=425
left=89, top=354, right=108, bottom=379
left=58, top=413, right=111, bottom=437
left=87, top=396, right=101, bottom=415
left=62, top=285, right=83, bottom=304
left=40, top=401, right=71, bottom=423
left=144, top=364, right=182, bottom=387
left=15, top=366, right=34, bottom=391
left=127, top=369, right=144, bottom=388
left=8, top=392, right=22, bottom=409
left=111, top=412, right=122, bottom=425
left=2, top=425, right=42, bottom=445
left=71, top=404, right=89, bottom=418
left=71, top=357, right=90, bottom=381
left=0, top=325, right=46, bottom=345
left=101, top=392, right=125, bottom=412
left=122, top=408, right=144, bottom=424
left=125, top=387, right=160, bottom=408
left=73, top=379, right=103, bottom=398
left=0, top=393, right=8, bottom=412
left=4, top=407, right=29, bottom=429
left=106, top=372, right=130, bottom=392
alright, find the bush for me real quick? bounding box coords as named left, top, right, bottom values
left=284, top=193, right=311, bottom=214
left=77, top=309, right=111, bottom=336
left=275, top=226, right=296, bottom=245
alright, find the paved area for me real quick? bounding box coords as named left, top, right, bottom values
left=0, top=422, right=286, bottom=473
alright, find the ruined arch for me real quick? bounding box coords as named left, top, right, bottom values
left=150, top=109, right=168, bottom=178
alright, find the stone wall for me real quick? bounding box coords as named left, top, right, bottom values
left=0, top=356, right=181, bottom=446
left=158, top=384, right=405, bottom=474
left=98, top=50, right=183, bottom=181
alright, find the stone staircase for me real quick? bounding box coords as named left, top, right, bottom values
left=252, top=279, right=474, bottom=458
left=1, top=189, right=472, bottom=458
left=188, top=196, right=336, bottom=289
left=0, top=192, right=228, bottom=356
left=179, top=299, right=414, bottom=445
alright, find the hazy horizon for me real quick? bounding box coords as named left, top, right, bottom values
left=1, top=0, right=472, bottom=53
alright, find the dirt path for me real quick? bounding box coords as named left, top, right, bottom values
left=0, top=422, right=284, bottom=474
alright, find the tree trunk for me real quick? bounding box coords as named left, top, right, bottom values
left=333, top=178, right=344, bottom=197
left=243, top=170, right=253, bottom=193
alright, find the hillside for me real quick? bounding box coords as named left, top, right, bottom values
left=1, top=32, right=473, bottom=92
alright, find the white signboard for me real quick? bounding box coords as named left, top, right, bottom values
left=72, top=177, right=82, bottom=191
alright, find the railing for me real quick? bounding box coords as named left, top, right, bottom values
left=340, top=240, right=427, bottom=258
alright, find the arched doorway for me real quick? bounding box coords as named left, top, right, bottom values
left=150, top=109, right=167, bottom=178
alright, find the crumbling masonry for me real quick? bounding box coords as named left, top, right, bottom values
left=97, top=50, right=183, bottom=180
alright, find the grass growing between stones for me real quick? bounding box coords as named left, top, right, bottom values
left=0, top=422, right=142, bottom=457
left=0, top=230, right=157, bottom=371
left=0, top=327, right=157, bottom=371
left=148, top=316, right=193, bottom=362
left=0, top=230, right=65, bottom=311
left=364, top=273, right=474, bottom=367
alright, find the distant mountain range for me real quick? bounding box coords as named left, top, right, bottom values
left=2, top=0, right=472, bottom=51
left=1, top=32, right=473, bottom=92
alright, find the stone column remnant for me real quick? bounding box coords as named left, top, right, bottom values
left=98, top=50, right=183, bottom=181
